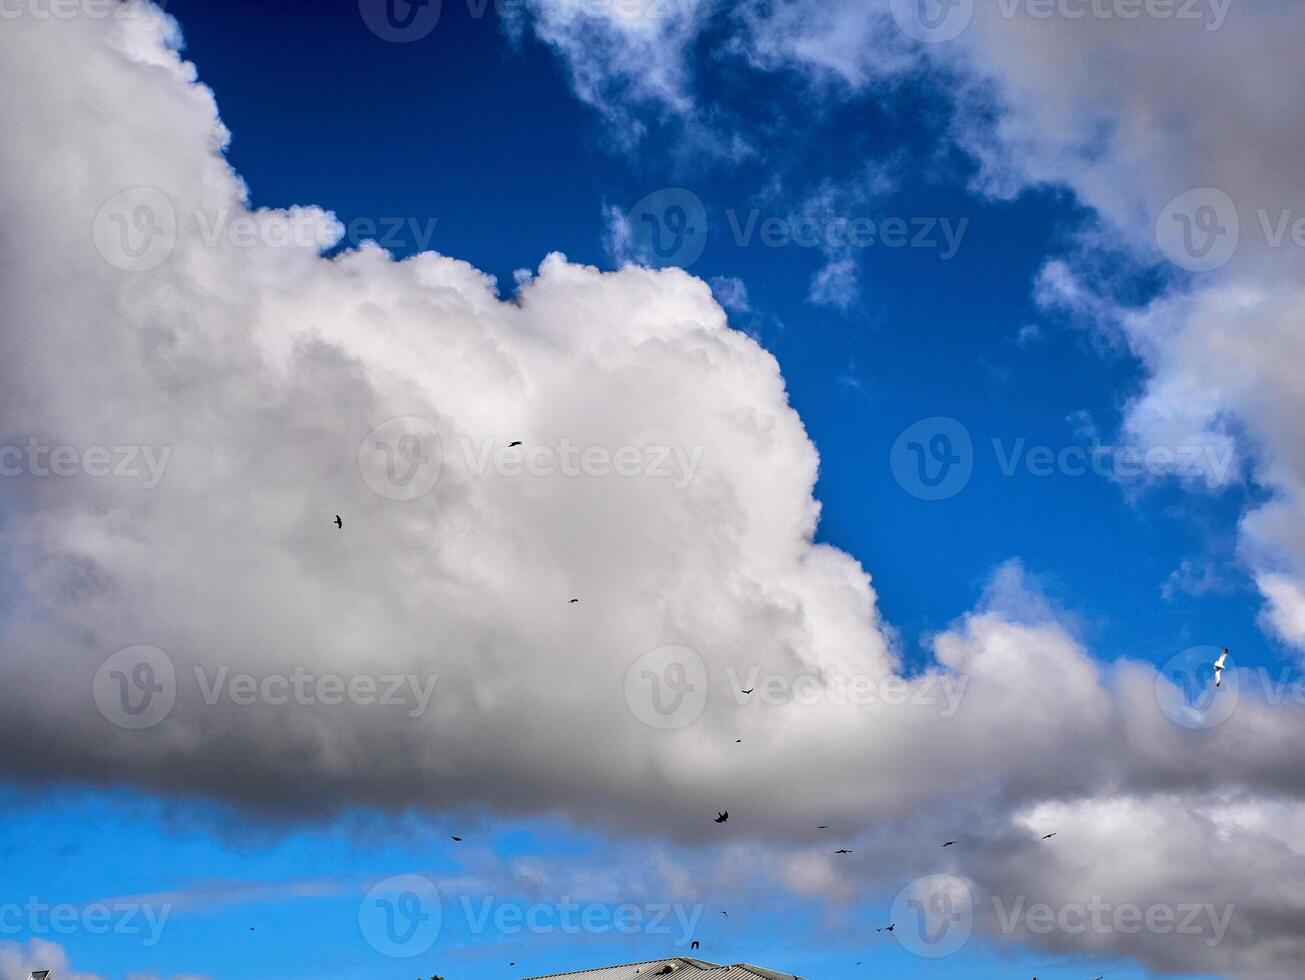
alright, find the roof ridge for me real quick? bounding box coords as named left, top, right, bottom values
left=521, top=956, right=724, bottom=980
left=731, top=965, right=803, bottom=980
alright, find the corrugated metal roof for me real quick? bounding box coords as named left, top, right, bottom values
left=521, top=958, right=803, bottom=980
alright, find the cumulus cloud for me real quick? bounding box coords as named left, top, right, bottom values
left=7, top=5, right=1305, bottom=976
left=0, top=2, right=897, bottom=834
left=0, top=939, right=102, bottom=980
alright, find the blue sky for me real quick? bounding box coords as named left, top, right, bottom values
left=2, top=1, right=1302, bottom=978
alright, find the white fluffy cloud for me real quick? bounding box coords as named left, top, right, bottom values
left=0, top=938, right=105, bottom=980
left=6, top=4, right=1305, bottom=976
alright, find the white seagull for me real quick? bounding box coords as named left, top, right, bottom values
left=1213, top=648, right=1229, bottom=687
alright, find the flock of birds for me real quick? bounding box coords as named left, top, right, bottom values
left=330, top=486, right=1233, bottom=976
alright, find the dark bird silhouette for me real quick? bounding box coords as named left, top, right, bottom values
left=834, top=849, right=852, bottom=854
left=741, top=687, right=754, bottom=695
left=451, top=836, right=462, bottom=842
left=334, top=515, right=342, bottom=529
left=1041, top=832, right=1057, bottom=840
left=508, top=441, right=522, bottom=448
left=817, top=825, right=829, bottom=829
left=876, top=923, right=895, bottom=933
left=735, top=739, right=742, bottom=743
left=715, top=811, right=729, bottom=824
left=569, top=598, right=579, bottom=604
left=942, top=841, right=957, bottom=847
left=720, top=911, right=729, bottom=917
left=690, top=941, right=700, bottom=950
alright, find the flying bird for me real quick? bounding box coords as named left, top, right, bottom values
left=720, top=911, right=729, bottom=917
left=740, top=687, right=754, bottom=695
left=876, top=923, right=895, bottom=933
left=834, top=849, right=852, bottom=854
left=508, top=441, right=522, bottom=448
left=1214, top=647, right=1229, bottom=687
left=569, top=598, right=579, bottom=604
left=451, top=836, right=462, bottom=842
left=817, top=825, right=829, bottom=829
left=1041, top=833, right=1057, bottom=840
left=715, top=811, right=729, bottom=824
left=942, top=841, right=957, bottom=847
left=334, top=515, right=342, bottom=529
